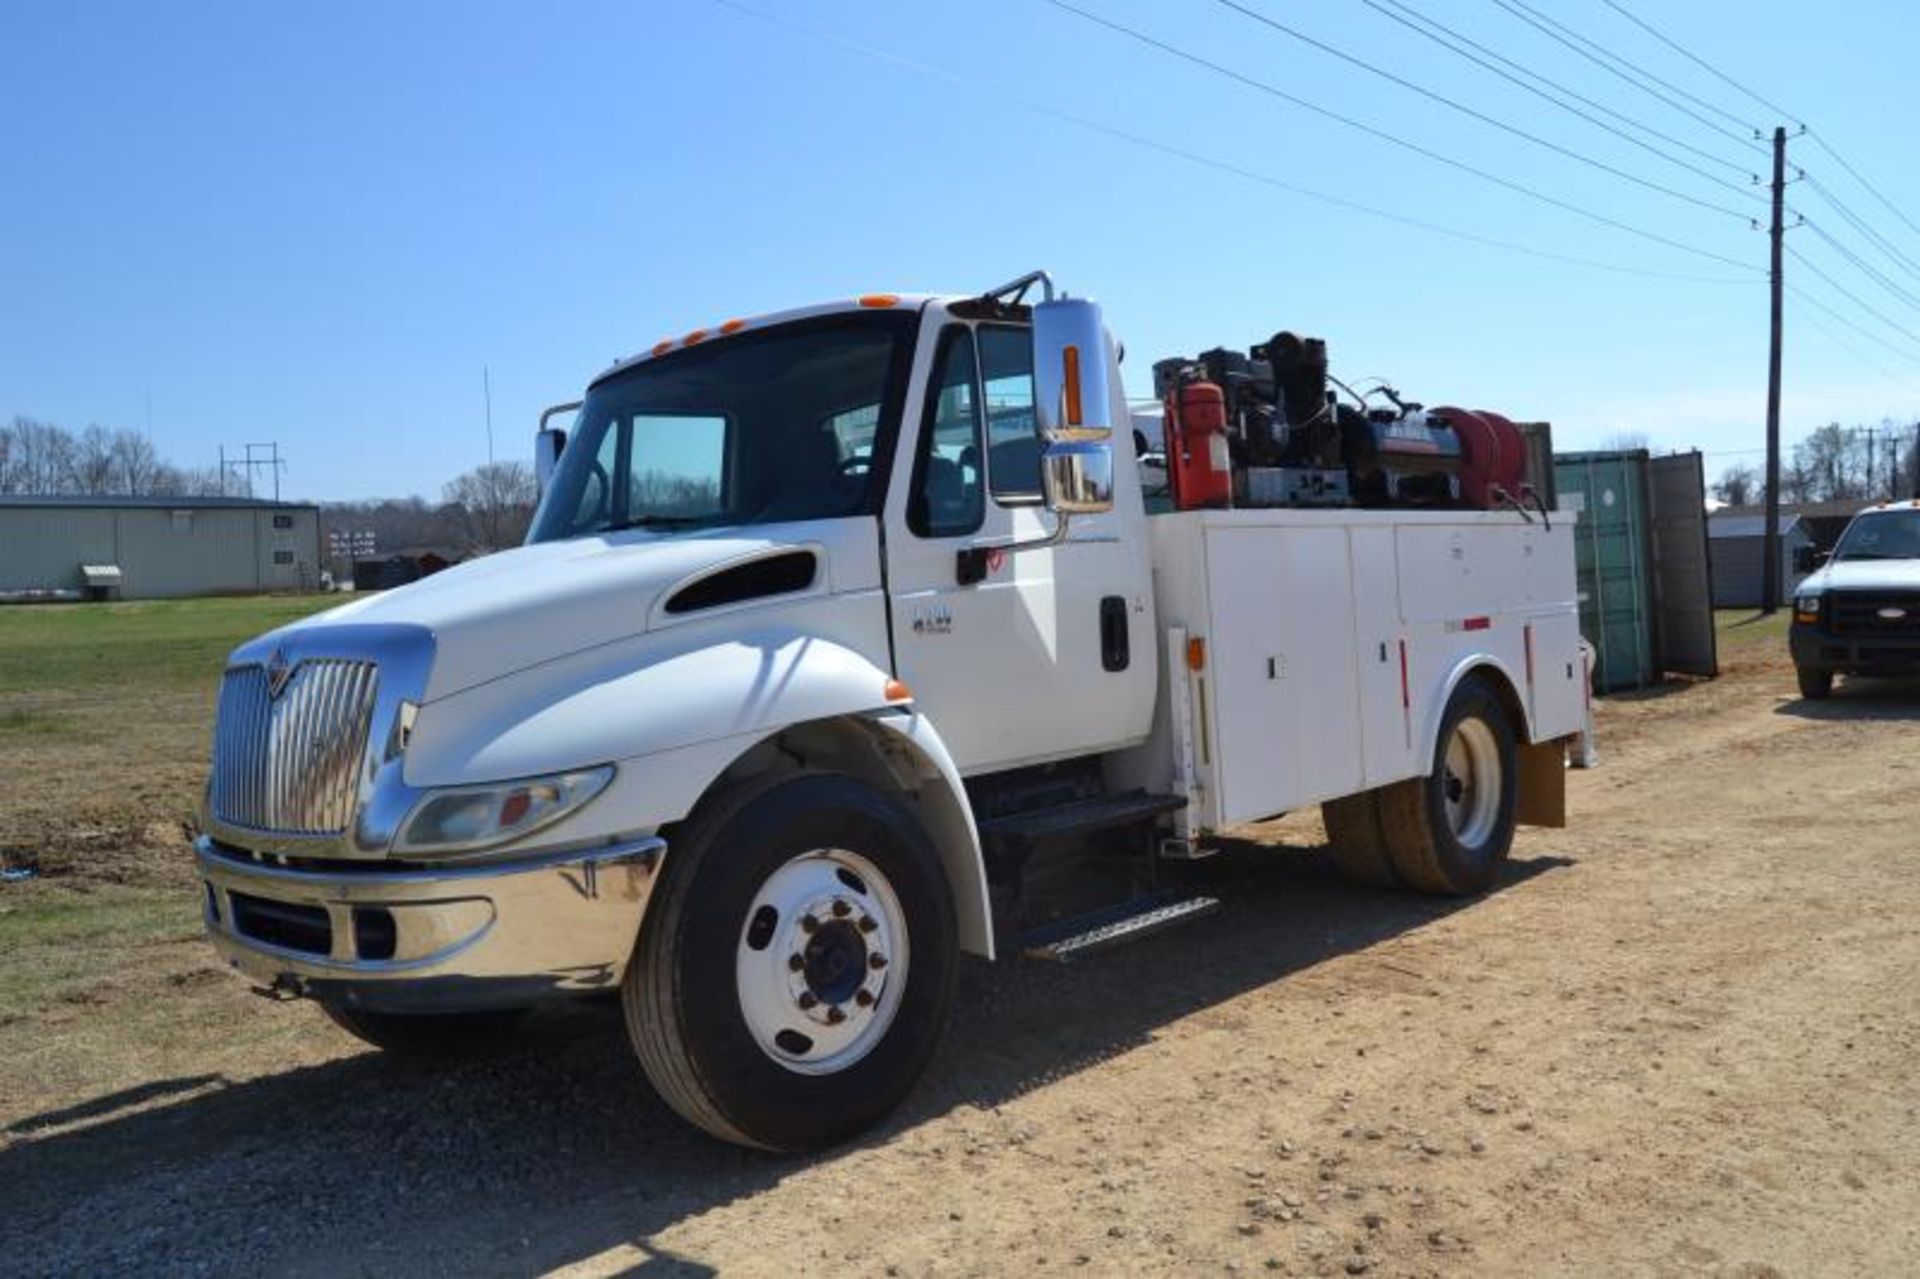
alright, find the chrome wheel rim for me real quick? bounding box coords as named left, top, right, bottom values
left=1442, top=717, right=1502, bottom=849
left=735, top=848, right=907, bottom=1076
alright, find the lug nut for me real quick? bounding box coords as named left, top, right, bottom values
left=787, top=953, right=805, bottom=972
left=854, top=989, right=874, bottom=1007
left=868, top=953, right=888, bottom=970
left=826, top=1006, right=847, bottom=1025
left=800, top=914, right=819, bottom=934
left=857, top=915, right=878, bottom=934
left=798, top=992, right=818, bottom=1010
left=831, top=899, right=851, bottom=918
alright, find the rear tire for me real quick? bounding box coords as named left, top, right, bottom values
left=1321, top=791, right=1401, bottom=889
left=1378, top=676, right=1518, bottom=896
left=319, top=1002, right=529, bottom=1056
left=624, top=772, right=958, bottom=1152
left=1795, top=665, right=1833, bottom=700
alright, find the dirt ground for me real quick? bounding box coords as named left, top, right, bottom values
left=7, top=618, right=1918, bottom=1277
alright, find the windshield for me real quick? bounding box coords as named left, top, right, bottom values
left=528, top=310, right=916, bottom=543
left=1832, top=509, right=1920, bottom=561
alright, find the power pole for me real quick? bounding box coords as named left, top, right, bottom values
left=1761, top=125, right=1786, bottom=614
left=1912, top=421, right=1920, bottom=499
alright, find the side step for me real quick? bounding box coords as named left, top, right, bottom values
left=1018, top=889, right=1221, bottom=963
left=977, top=790, right=1187, bottom=843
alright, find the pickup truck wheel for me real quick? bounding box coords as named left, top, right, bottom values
left=1320, top=791, right=1401, bottom=889
left=1377, top=676, right=1517, bottom=896
left=319, top=1002, right=529, bottom=1055
left=1795, top=665, right=1833, bottom=700
left=625, top=773, right=957, bottom=1152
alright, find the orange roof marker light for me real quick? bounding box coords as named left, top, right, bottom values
left=650, top=340, right=675, bottom=358
left=883, top=678, right=913, bottom=703
left=719, top=318, right=747, bottom=334
left=1186, top=637, right=1207, bottom=671
left=858, top=293, right=900, bottom=308
left=682, top=328, right=709, bottom=346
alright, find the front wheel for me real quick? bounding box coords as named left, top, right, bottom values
left=624, top=773, right=957, bottom=1152
left=1377, top=676, right=1518, bottom=896
left=1795, top=665, right=1833, bottom=700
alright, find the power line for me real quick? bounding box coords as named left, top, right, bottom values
left=1806, top=130, right=1920, bottom=245
left=708, top=0, right=1755, bottom=285
left=1594, top=0, right=1800, bottom=124
left=1488, top=0, right=1764, bottom=152
left=1796, top=304, right=1920, bottom=398
left=1205, top=0, right=1757, bottom=221
left=1785, top=279, right=1920, bottom=365
left=1799, top=219, right=1920, bottom=315
left=1366, top=0, right=1760, bottom=179
left=1038, top=0, right=1758, bottom=269
left=1351, top=0, right=1766, bottom=196
left=1799, top=174, right=1920, bottom=285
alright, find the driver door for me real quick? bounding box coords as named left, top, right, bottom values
left=881, top=311, right=1154, bottom=775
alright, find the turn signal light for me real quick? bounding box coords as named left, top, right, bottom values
left=1062, top=345, right=1083, bottom=427
left=1186, top=637, right=1206, bottom=671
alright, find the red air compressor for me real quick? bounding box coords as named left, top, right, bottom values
left=1162, top=378, right=1233, bottom=509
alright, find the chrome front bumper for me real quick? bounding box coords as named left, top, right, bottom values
left=195, top=835, right=664, bottom=1014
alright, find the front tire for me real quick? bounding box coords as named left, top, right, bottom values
left=1377, top=676, right=1518, bottom=896
left=624, top=773, right=958, bottom=1152
left=1795, top=665, right=1833, bottom=700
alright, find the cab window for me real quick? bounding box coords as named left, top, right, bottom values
left=978, top=325, right=1043, bottom=502
left=909, top=327, right=985, bottom=538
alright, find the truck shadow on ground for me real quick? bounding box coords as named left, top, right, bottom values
left=7, top=844, right=1571, bottom=1277
left=1775, top=675, right=1920, bottom=721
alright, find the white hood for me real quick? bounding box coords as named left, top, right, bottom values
left=277, top=517, right=881, bottom=700
left=1804, top=558, right=1920, bottom=595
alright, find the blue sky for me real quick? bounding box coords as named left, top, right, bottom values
left=4, top=0, right=1918, bottom=501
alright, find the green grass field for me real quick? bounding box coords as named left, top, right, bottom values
left=0, top=595, right=339, bottom=698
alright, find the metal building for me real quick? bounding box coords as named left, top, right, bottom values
left=1705, top=512, right=1813, bottom=609
left=0, top=496, right=321, bottom=600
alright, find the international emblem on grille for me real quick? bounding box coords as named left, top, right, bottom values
left=265, top=647, right=294, bottom=699
left=1879, top=606, right=1908, bottom=620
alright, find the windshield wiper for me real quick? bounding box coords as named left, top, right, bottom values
left=604, top=514, right=709, bottom=533
left=1834, top=551, right=1898, bottom=561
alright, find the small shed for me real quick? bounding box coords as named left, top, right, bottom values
left=1706, top=512, right=1812, bottom=608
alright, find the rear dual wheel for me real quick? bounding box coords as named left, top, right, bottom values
left=1322, top=675, right=1518, bottom=896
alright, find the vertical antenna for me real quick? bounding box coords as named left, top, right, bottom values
left=484, top=365, right=495, bottom=467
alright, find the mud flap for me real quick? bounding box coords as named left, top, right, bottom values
left=1515, top=738, right=1568, bottom=828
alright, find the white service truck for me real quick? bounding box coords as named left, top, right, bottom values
left=195, top=272, right=1586, bottom=1151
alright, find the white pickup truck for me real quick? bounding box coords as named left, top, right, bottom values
left=1789, top=499, right=1920, bottom=698
left=195, top=273, right=1586, bottom=1150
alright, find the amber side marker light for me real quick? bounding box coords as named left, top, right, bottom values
left=884, top=678, right=913, bottom=702
left=1186, top=637, right=1206, bottom=671
left=1062, top=344, right=1084, bottom=427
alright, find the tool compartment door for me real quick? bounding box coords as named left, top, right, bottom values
left=1204, top=526, right=1364, bottom=823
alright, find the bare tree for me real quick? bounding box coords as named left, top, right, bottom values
left=442, top=461, right=538, bottom=551
left=2, top=416, right=76, bottom=494
left=67, top=425, right=117, bottom=494
left=109, top=429, right=163, bottom=495
left=1713, top=463, right=1759, bottom=506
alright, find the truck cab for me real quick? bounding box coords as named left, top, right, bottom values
left=1789, top=500, right=1920, bottom=699
left=194, top=273, right=1585, bottom=1151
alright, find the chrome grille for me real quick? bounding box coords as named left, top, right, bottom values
left=210, top=659, right=379, bottom=835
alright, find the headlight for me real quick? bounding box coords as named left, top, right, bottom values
left=1795, top=595, right=1821, bottom=615
left=395, top=765, right=613, bottom=854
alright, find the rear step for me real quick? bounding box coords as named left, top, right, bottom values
left=1019, top=889, right=1221, bottom=963
left=977, top=790, right=1187, bottom=843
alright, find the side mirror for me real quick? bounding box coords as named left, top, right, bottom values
left=534, top=400, right=581, bottom=497
left=1791, top=544, right=1818, bottom=574
left=1032, top=297, right=1114, bottom=517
